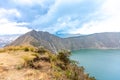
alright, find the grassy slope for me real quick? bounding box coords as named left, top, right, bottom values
left=0, top=46, right=95, bottom=80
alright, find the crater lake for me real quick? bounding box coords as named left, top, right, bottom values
left=71, top=49, right=120, bottom=80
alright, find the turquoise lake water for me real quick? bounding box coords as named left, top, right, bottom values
left=71, top=49, right=120, bottom=80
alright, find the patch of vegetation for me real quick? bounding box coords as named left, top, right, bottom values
left=2, top=45, right=35, bottom=52
left=34, top=46, right=47, bottom=54
left=1, top=46, right=95, bottom=80
left=52, top=50, right=96, bottom=80
left=0, top=48, right=5, bottom=53
left=46, top=49, right=96, bottom=80
left=22, top=54, right=35, bottom=67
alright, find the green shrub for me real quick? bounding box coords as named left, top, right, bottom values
left=57, top=50, right=71, bottom=65
left=24, top=47, right=29, bottom=51
left=34, top=46, right=46, bottom=54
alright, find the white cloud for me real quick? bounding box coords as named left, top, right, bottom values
left=32, top=0, right=90, bottom=29
left=44, top=16, right=81, bottom=34
left=0, top=8, right=31, bottom=35
left=101, top=0, right=120, bottom=16
left=73, top=0, right=120, bottom=34
left=1, top=0, right=118, bottom=35
left=0, top=8, right=21, bottom=18
left=0, top=18, right=31, bottom=35
left=12, top=0, right=54, bottom=8
left=12, top=0, right=33, bottom=5
left=74, top=17, right=120, bottom=34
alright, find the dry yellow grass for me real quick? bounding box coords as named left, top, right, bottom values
left=0, top=45, right=55, bottom=80
left=0, top=46, right=95, bottom=80
left=0, top=51, right=52, bottom=80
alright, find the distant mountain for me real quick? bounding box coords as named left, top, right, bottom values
left=8, top=30, right=120, bottom=52
left=9, top=30, right=66, bottom=53
left=0, top=35, right=19, bottom=47
left=65, top=32, right=120, bottom=50
left=56, top=33, right=83, bottom=38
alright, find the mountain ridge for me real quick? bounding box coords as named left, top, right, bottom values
left=0, top=35, right=19, bottom=47
left=8, top=30, right=120, bottom=53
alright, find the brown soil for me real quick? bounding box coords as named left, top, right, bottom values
left=0, top=51, right=52, bottom=80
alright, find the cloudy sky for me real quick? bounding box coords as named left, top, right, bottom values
left=0, top=0, right=120, bottom=35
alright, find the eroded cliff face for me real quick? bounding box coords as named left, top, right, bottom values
left=9, top=30, right=120, bottom=52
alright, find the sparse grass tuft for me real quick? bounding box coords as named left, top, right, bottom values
left=3, top=45, right=35, bottom=52
left=0, top=48, right=5, bottom=53
left=34, top=46, right=47, bottom=54
left=22, top=54, right=36, bottom=67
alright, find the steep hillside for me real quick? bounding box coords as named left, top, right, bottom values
left=9, top=30, right=120, bottom=52
left=9, top=30, right=69, bottom=53
left=0, top=46, right=95, bottom=80
left=66, top=32, right=120, bottom=50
